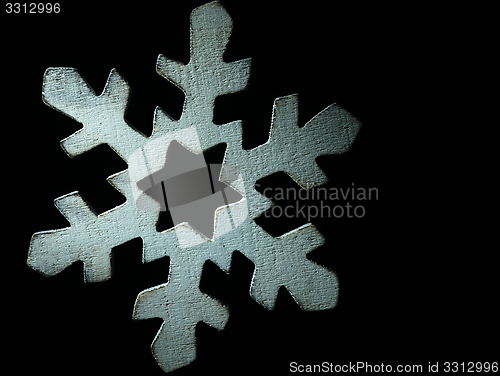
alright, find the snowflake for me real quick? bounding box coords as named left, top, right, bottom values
left=27, top=1, right=361, bottom=373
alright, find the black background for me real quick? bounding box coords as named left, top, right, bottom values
left=3, top=1, right=496, bottom=375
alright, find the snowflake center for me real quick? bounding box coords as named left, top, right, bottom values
left=137, top=141, right=242, bottom=238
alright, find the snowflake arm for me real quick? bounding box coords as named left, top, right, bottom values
left=133, top=253, right=228, bottom=373
left=222, top=94, right=361, bottom=218
left=28, top=171, right=159, bottom=282
left=156, top=1, right=251, bottom=125
left=242, top=222, right=338, bottom=311
left=243, top=94, right=361, bottom=186
left=202, top=219, right=338, bottom=311
left=266, top=94, right=362, bottom=187
left=42, top=67, right=146, bottom=160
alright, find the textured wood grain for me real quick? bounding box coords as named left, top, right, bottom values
left=28, top=1, right=361, bottom=372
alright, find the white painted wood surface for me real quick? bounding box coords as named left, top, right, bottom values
left=28, top=1, right=361, bottom=372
